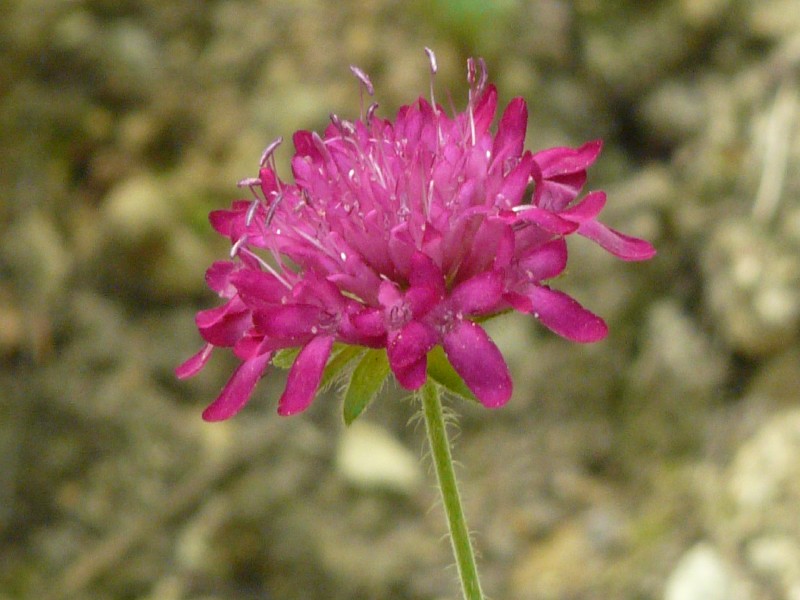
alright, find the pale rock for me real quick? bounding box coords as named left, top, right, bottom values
left=336, top=421, right=421, bottom=494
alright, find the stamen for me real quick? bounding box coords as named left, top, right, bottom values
left=238, top=177, right=264, bottom=205
left=230, top=234, right=249, bottom=258
left=330, top=113, right=356, bottom=136
left=425, top=47, right=438, bottom=75
left=237, top=177, right=261, bottom=188
left=478, top=59, right=487, bottom=92
left=265, top=192, right=284, bottom=226
left=311, top=131, right=332, bottom=163
left=466, top=58, right=477, bottom=146
left=239, top=247, right=292, bottom=289
left=259, top=136, right=284, bottom=167
left=424, top=48, right=443, bottom=149
left=349, top=65, right=375, bottom=96
left=366, top=102, right=379, bottom=123
left=246, top=199, right=260, bottom=226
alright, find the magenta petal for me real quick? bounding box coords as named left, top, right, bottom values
left=388, top=321, right=437, bottom=370
left=518, top=238, right=568, bottom=281
left=277, top=335, right=334, bottom=416
left=577, top=220, right=657, bottom=261
left=515, top=206, right=579, bottom=235
left=196, top=302, right=251, bottom=347
left=532, top=140, right=603, bottom=178
left=498, top=153, right=533, bottom=207
left=176, top=343, right=213, bottom=379
left=472, top=84, right=498, bottom=136
left=202, top=351, right=272, bottom=421
left=409, top=251, right=445, bottom=296
left=231, top=270, right=288, bottom=306
left=534, top=173, right=588, bottom=212
left=492, top=98, right=528, bottom=165
left=393, top=355, right=428, bottom=390
left=252, top=304, right=322, bottom=340
left=450, top=270, right=503, bottom=314
left=351, top=307, right=385, bottom=338
left=443, top=321, right=511, bottom=408
left=525, top=285, right=608, bottom=342
left=562, top=190, right=606, bottom=222
left=205, top=261, right=237, bottom=297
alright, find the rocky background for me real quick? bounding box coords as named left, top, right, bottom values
left=2, top=1, right=800, bottom=599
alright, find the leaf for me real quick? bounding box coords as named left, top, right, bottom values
left=319, top=344, right=365, bottom=391
left=271, top=347, right=301, bottom=369
left=426, top=345, right=478, bottom=402
left=343, top=348, right=391, bottom=425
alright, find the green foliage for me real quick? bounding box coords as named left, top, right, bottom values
left=426, top=345, right=477, bottom=403
left=271, top=347, right=301, bottom=369
left=342, top=348, right=391, bottom=425
left=319, top=344, right=365, bottom=391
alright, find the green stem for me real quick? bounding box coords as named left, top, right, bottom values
left=420, top=381, right=484, bottom=600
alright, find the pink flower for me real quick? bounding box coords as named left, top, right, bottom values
left=177, top=51, right=655, bottom=421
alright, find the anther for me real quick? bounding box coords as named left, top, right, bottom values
left=230, top=235, right=248, bottom=258
left=311, top=131, right=332, bottom=162
left=259, top=136, right=284, bottom=167
left=237, top=177, right=261, bottom=188
left=467, top=58, right=476, bottom=85
left=366, top=102, right=379, bottom=122
left=265, top=192, right=284, bottom=226
left=424, top=47, right=438, bottom=75
left=349, top=65, right=374, bottom=96
left=466, top=57, right=487, bottom=94
left=475, top=58, right=487, bottom=93
left=330, top=113, right=355, bottom=136
left=245, top=199, right=260, bottom=226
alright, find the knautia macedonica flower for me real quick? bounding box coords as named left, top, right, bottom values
left=177, top=51, right=655, bottom=421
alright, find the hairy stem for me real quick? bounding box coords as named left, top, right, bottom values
left=420, top=381, right=484, bottom=600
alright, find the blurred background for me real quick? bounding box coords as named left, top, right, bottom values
left=1, top=0, right=800, bottom=598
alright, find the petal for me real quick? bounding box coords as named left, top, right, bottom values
left=205, top=261, right=238, bottom=297
left=492, top=98, right=528, bottom=166
left=175, top=343, right=213, bottom=379
left=278, top=335, right=334, bottom=416
left=393, top=355, right=428, bottom=390
left=202, top=351, right=272, bottom=421
left=459, top=218, right=513, bottom=278
left=292, top=129, right=323, bottom=161
left=209, top=201, right=249, bottom=238
left=196, top=301, right=251, bottom=347
left=532, top=140, right=603, bottom=179
left=378, top=280, right=402, bottom=308
left=388, top=321, right=438, bottom=370
left=525, top=285, right=608, bottom=342
left=534, top=173, right=588, bottom=212
left=514, top=206, right=578, bottom=235
left=449, top=270, right=504, bottom=315
left=473, top=84, right=498, bottom=137
left=442, top=321, right=512, bottom=408
left=351, top=307, right=386, bottom=338
left=497, top=152, right=533, bottom=207
left=409, top=251, right=445, bottom=297
left=231, top=269, right=288, bottom=307
left=561, top=190, right=606, bottom=222
left=577, top=220, right=657, bottom=261
left=387, top=322, right=437, bottom=389
left=252, top=304, right=322, bottom=341
left=518, top=238, right=568, bottom=281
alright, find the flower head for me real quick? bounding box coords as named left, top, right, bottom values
left=178, top=51, right=655, bottom=421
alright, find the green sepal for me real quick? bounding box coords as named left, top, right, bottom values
left=343, top=348, right=391, bottom=425
left=271, top=347, right=301, bottom=369
left=319, top=344, right=365, bottom=391
left=426, top=345, right=477, bottom=402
